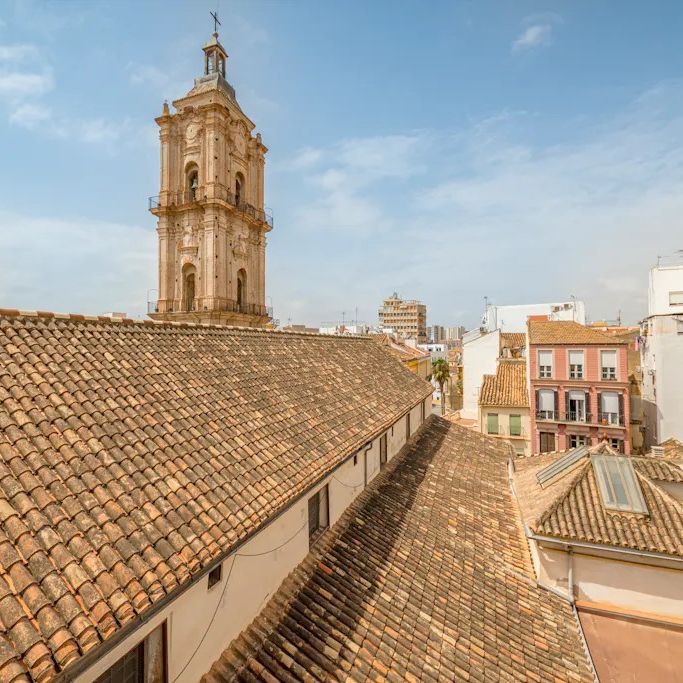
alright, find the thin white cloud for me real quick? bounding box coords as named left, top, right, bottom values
left=512, top=24, right=553, bottom=52
left=0, top=211, right=155, bottom=317
left=0, top=69, right=53, bottom=97
left=271, top=81, right=683, bottom=326
left=0, top=43, right=37, bottom=61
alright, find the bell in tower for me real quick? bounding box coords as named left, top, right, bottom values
left=148, top=16, right=272, bottom=328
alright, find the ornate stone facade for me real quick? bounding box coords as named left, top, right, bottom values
left=149, top=32, right=272, bottom=326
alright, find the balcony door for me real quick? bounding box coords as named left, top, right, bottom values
left=567, top=390, right=586, bottom=422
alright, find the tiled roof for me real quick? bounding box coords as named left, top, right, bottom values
left=513, top=446, right=683, bottom=557
left=661, top=437, right=683, bottom=459
left=528, top=320, right=627, bottom=345
left=371, top=333, right=430, bottom=363
left=479, top=360, right=529, bottom=407
left=500, top=332, right=526, bottom=350
left=0, top=311, right=431, bottom=682
left=203, top=420, right=594, bottom=682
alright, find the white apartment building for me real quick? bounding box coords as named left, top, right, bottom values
left=483, top=300, right=586, bottom=333
left=640, top=255, right=683, bottom=447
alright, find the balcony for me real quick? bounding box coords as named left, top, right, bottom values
left=147, top=299, right=271, bottom=317
left=535, top=410, right=625, bottom=428
left=148, top=185, right=274, bottom=228
left=597, top=412, right=624, bottom=426
left=486, top=425, right=528, bottom=438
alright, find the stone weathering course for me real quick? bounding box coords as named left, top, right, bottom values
left=0, top=311, right=431, bottom=682
left=204, top=420, right=594, bottom=682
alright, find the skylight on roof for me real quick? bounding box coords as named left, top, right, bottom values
left=592, top=455, right=648, bottom=514
left=536, top=445, right=589, bottom=486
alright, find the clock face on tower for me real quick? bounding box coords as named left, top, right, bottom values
left=185, top=121, right=200, bottom=145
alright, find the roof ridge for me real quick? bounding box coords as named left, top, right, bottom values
left=0, top=309, right=373, bottom=340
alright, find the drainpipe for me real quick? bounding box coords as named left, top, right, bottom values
left=567, top=546, right=575, bottom=604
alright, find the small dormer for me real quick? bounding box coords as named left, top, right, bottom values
left=203, top=32, right=227, bottom=79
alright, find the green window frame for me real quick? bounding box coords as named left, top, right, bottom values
left=487, top=413, right=499, bottom=435
left=509, top=414, right=521, bottom=436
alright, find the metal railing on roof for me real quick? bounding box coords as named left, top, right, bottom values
left=148, top=184, right=274, bottom=228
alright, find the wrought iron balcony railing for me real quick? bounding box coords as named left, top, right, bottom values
left=147, top=299, right=270, bottom=317
left=148, top=185, right=274, bottom=228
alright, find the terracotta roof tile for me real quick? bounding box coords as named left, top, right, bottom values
left=479, top=360, right=528, bottom=407
left=203, top=420, right=594, bottom=682
left=528, top=320, right=627, bottom=345
left=0, top=312, right=431, bottom=681
left=514, top=446, right=683, bottom=556
left=500, top=332, right=526, bottom=350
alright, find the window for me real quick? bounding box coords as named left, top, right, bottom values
left=601, top=350, right=617, bottom=380
left=599, top=392, right=621, bottom=425
left=406, top=413, right=411, bottom=439
left=95, top=624, right=165, bottom=683
left=536, top=389, right=556, bottom=419
left=566, top=390, right=587, bottom=422
left=568, top=350, right=584, bottom=379
left=609, top=438, right=624, bottom=453
left=539, top=432, right=555, bottom=453
left=353, top=454, right=358, bottom=466
left=380, top=433, right=387, bottom=469
left=182, top=265, right=196, bottom=312
left=308, top=485, right=329, bottom=542
left=236, top=268, right=247, bottom=309
left=421, top=400, right=426, bottom=421
left=208, top=564, right=222, bottom=589
left=235, top=172, right=244, bottom=206
left=568, top=434, right=588, bottom=448
left=592, top=455, right=646, bottom=513
left=669, top=291, right=683, bottom=306
left=509, top=414, right=521, bottom=437
left=538, top=350, right=553, bottom=378
left=537, top=443, right=588, bottom=484
left=487, top=413, right=499, bottom=435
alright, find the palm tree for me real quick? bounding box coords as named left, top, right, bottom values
left=432, top=358, right=450, bottom=416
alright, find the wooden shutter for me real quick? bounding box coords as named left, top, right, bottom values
left=598, top=392, right=603, bottom=422
left=585, top=391, right=591, bottom=419
left=554, top=391, right=559, bottom=417
left=564, top=391, right=569, bottom=419
left=618, top=393, right=624, bottom=424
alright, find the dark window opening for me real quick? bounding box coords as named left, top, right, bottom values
left=208, top=563, right=222, bottom=589
left=539, top=432, right=555, bottom=453
left=95, top=641, right=144, bottom=683
left=308, top=485, right=329, bottom=543
left=380, top=433, right=388, bottom=469
left=406, top=413, right=411, bottom=440
left=353, top=454, right=358, bottom=466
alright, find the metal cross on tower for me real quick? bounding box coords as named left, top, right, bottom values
left=210, top=10, right=221, bottom=34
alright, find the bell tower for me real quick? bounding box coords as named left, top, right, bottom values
left=148, top=24, right=272, bottom=327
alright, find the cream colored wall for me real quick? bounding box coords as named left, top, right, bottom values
left=534, top=543, right=683, bottom=620
left=479, top=406, right=531, bottom=456
left=77, top=403, right=429, bottom=683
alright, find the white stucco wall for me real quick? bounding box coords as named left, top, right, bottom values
left=76, top=402, right=430, bottom=683
left=640, top=315, right=683, bottom=446
left=462, top=330, right=500, bottom=420
left=483, top=301, right=586, bottom=333
left=534, top=543, right=683, bottom=620
left=648, top=264, right=683, bottom=316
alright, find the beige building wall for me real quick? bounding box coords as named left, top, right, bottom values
left=76, top=399, right=431, bottom=683
left=378, top=294, right=427, bottom=343
left=479, top=406, right=531, bottom=456
left=530, top=541, right=683, bottom=621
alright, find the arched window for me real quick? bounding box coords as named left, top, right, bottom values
left=182, top=265, right=196, bottom=312
left=235, top=172, right=244, bottom=206
left=237, top=268, right=247, bottom=310
left=186, top=164, right=199, bottom=201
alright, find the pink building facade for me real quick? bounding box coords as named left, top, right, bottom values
left=529, top=330, right=630, bottom=454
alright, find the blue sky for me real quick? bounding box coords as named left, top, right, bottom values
left=1, top=1, right=683, bottom=327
